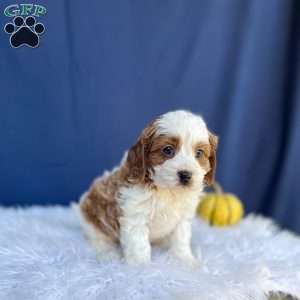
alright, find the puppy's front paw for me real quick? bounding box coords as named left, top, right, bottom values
left=96, top=248, right=122, bottom=262
left=185, top=256, right=200, bottom=268
left=126, top=253, right=151, bottom=266
left=174, top=253, right=200, bottom=268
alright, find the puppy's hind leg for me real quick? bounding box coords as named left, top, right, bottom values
left=73, top=203, right=121, bottom=261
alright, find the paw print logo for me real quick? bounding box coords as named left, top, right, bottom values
left=4, top=16, right=45, bottom=48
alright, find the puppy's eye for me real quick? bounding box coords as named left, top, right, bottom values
left=161, top=145, right=175, bottom=158
left=195, top=148, right=204, bottom=158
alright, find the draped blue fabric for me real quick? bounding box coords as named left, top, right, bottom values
left=0, top=0, right=299, bottom=232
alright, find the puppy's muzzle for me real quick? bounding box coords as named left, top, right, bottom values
left=177, top=170, right=192, bottom=186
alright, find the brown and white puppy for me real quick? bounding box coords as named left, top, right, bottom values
left=76, top=110, right=218, bottom=266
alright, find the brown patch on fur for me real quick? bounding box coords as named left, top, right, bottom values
left=126, top=123, right=181, bottom=186
left=204, top=132, right=218, bottom=185
left=194, top=142, right=211, bottom=173
left=80, top=167, right=128, bottom=242
left=148, top=135, right=180, bottom=166
left=126, top=120, right=157, bottom=184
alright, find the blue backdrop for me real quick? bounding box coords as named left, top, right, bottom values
left=1, top=0, right=300, bottom=232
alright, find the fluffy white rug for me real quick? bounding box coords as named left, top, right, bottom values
left=0, top=206, right=299, bottom=300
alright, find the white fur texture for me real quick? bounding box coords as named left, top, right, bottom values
left=1, top=206, right=300, bottom=300
left=117, top=185, right=201, bottom=266
left=155, top=110, right=208, bottom=142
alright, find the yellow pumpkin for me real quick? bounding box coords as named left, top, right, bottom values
left=197, top=182, right=244, bottom=226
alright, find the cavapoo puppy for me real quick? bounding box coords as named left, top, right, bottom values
left=76, top=110, right=218, bottom=266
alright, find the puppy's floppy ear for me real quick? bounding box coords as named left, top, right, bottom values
left=127, top=138, right=146, bottom=183
left=126, top=121, right=156, bottom=183
left=204, top=131, right=218, bottom=186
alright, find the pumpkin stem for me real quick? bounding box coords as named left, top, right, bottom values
left=212, top=182, right=224, bottom=194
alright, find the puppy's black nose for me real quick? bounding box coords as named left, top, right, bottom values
left=178, top=170, right=192, bottom=185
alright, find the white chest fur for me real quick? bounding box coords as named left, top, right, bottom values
left=117, top=184, right=202, bottom=265
left=118, top=185, right=201, bottom=242
left=148, top=187, right=200, bottom=242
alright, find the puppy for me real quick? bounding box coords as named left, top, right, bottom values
left=76, top=110, right=218, bottom=266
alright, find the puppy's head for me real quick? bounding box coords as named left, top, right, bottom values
left=126, top=110, right=218, bottom=189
